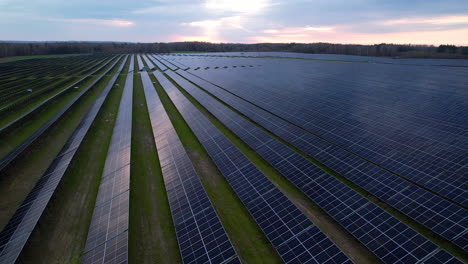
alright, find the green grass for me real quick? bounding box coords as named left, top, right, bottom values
left=149, top=73, right=282, bottom=264
left=174, top=73, right=468, bottom=262
left=128, top=73, right=182, bottom=264
left=164, top=73, right=382, bottom=264
left=0, top=53, right=90, bottom=63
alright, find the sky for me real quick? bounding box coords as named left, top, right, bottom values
left=1, top=0, right=468, bottom=45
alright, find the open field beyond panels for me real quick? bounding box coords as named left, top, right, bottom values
left=0, top=53, right=466, bottom=264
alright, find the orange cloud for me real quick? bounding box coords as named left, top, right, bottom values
left=248, top=27, right=468, bottom=45
left=380, top=15, right=468, bottom=25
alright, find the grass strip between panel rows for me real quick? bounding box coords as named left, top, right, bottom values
left=128, top=71, right=182, bottom=263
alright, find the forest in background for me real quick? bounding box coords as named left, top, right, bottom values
left=1, top=41, right=467, bottom=59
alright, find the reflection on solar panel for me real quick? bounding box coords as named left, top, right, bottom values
left=136, top=54, right=145, bottom=71
left=176, top=70, right=468, bottom=250
left=166, top=70, right=464, bottom=264
left=148, top=55, right=168, bottom=71
left=81, top=55, right=134, bottom=264
left=0, top=55, right=128, bottom=264
left=154, top=71, right=352, bottom=264
left=141, top=54, right=155, bottom=70
left=140, top=71, right=238, bottom=263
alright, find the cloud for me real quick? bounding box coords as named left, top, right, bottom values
left=182, top=16, right=243, bottom=29
left=46, top=18, right=135, bottom=27
left=380, top=15, right=468, bottom=25
left=181, top=16, right=245, bottom=42
left=172, top=35, right=225, bottom=42
left=204, top=0, right=274, bottom=14
left=249, top=27, right=468, bottom=45
left=305, top=26, right=334, bottom=32
left=262, top=26, right=335, bottom=35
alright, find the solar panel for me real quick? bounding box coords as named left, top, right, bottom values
left=421, top=250, right=463, bottom=264
left=188, top=64, right=467, bottom=207
left=166, top=70, right=464, bottom=263
left=82, top=55, right=134, bottom=264
left=177, top=69, right=468, bottom=249
left=141, top=54, right=155, bottom=70
left=154, top=71, right=352, bottom=264
left=0, top=55, right=129, bottom=264
left=140, top=71, right=238, bottom=263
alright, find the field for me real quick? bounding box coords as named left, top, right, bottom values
left=0, top=53, right=466, bottom=264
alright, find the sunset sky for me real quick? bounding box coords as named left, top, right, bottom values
left=1, top=0, right=468, bottom=45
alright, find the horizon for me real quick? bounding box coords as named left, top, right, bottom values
left=0, top=40, right=466, bottom=47
left=1, top=0, right=468, bottom=45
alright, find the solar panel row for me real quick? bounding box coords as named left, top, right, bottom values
left=166, top=70, right=464, bottom=264
left=177, top=70, right=468, bottom=251
left=141, top=54, right=155, bottom=70
left=0, top=55, right=128, bottom=264
left=147, top=55, right=168, bottom=71
left=154, top=71, right=352, bottom=264
left=140, top=71, right=239, bottom=264
left=136, top=54, right=145, bottom=71
left=81, top=55, right=134, bottom=264
left=189, top=66, right=467, bottom=207
left=0, top=55, right=119, bottom=171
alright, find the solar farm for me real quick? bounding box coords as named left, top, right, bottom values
left=0, top=53, right=466, bottom=264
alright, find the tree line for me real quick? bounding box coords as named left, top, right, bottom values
left=0, top=41, right=467, bottom=59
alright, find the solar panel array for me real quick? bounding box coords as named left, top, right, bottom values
left=182, top=52, right=468, bottom=66
left=1, top=52, right=466, bottom=263
left=81, top=55, right=134, bottom=264
left=0, top=56, right=120, bottom=171
left=0, top=56, right=115, bottom=134
left=189, top=64, right=467, bottom=207
left=140, top=71, right=239, bottom=263
left=166, top=71, right=464, bottom=264
left=0, top=55, right=128, bottom=264
left=176, top=70, right=468, bottom=250
left=147, top=55, right=168, bottom=71
left=154, top=71, right=352, bottom=264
